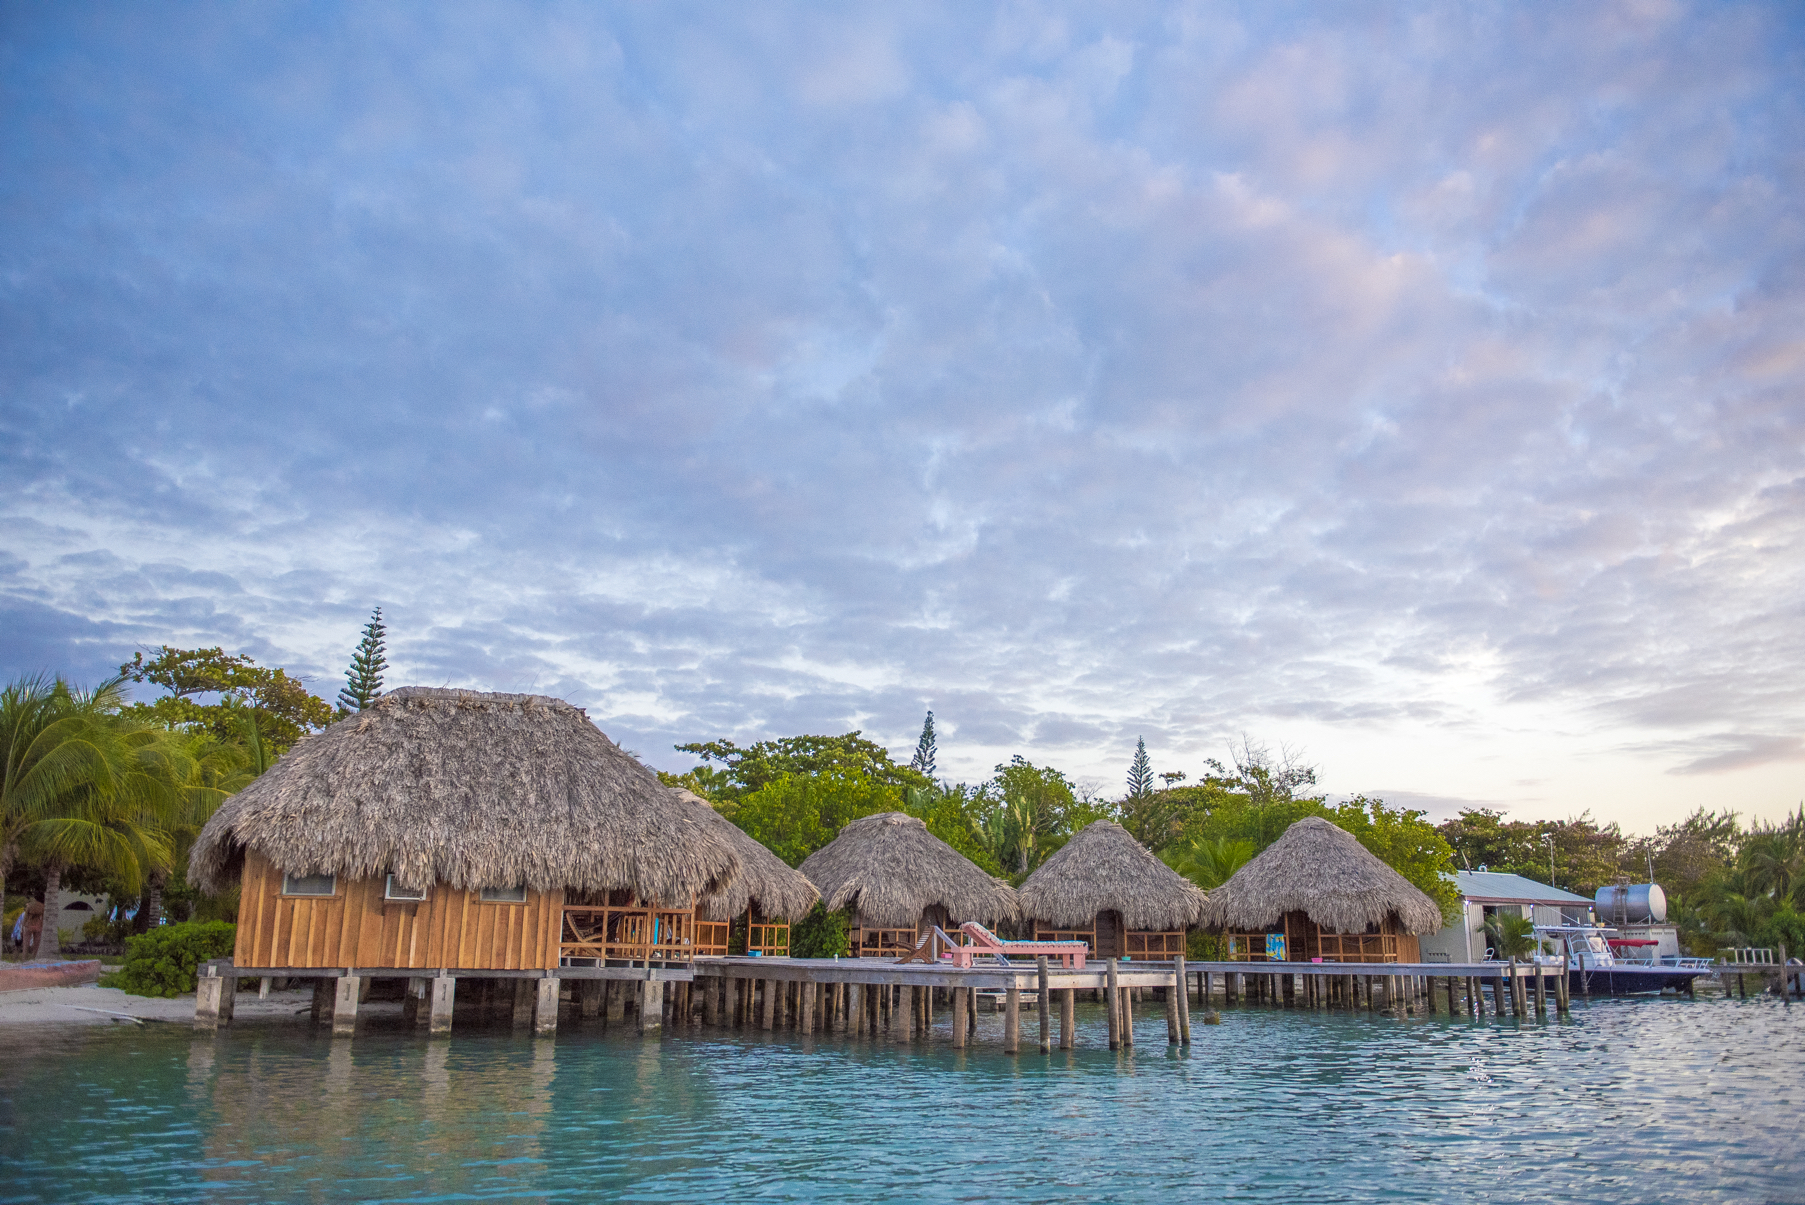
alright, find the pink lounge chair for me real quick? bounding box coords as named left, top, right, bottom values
left=925, top=921, right=1087, bottom=969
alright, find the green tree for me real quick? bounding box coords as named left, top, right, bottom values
left=337, top=608, right=388, bottom=714
left=1483, top=912, right=1538, bottom=960
left=1163, top=835, right=1255, bottom=890
left=675, top=732, right=929, bottom=804
left=120, top=647, right=334, bottom=753
left=726, top=770, right=901, bottom=867
left=1125, top=737, right=1153, bottom=799
left=908, top=711, right=937, bottom=778
left=9, top=685, right=183, bottom=956
left=1, top=675, right=127, bottom=931
left=904, top=782, right=1005, bottom=878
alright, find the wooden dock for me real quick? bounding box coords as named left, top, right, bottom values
left=195, top=953, right=1580, bottom=1045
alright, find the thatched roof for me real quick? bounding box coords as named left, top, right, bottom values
left=1202, top=816, right=1443, bottom=935
left=676, top=789, right=820, bottom=922
left=797, top=812, right=1018, bottom=928
left=189, top=688, right=741, bottom=906
left=1017, top=820, right=1207, bottom=931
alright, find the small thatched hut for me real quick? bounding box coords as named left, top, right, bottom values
left=797, top=812, right=1018, bottom=957
left=1202, top=816, right=1444, bottom=963
left=190, top=688, right=744, bottom=973
left=1017, top=821, right=1207, bottom=961
left=680, top=789, right=820, bottom=957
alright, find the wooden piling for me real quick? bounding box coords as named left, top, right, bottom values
left=897, top=979, right=914, bottom=1042
left=1106, top=958, right=1121, bottom=1050
left=951, top=986, right=967, bottom=1048
left=1038, top=957, right=1052, bottom=1054
left=1535, top=966, right=1547, bottom=1018
left=1060, top=987, right=1075, bottom=1050
left=1004, top=983, right=1021, bottom=1054
left=1175, top=956, right=1191, bottom=1045
left=1165, top=979, right=1180, bottom=1043
left=1121, top=974, right=1136, bottom=1046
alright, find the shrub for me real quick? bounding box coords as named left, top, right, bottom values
left=105, top=921, right=237, bottom=997
left=790, top=903, right=850, bottom=959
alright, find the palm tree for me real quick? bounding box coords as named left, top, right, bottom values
left=1483, top=912, right=1539, bottom=961
left=135, top=709, right=269, bottom=927
left=3, top=675, right=184, bottom=956
left=1165, top=835, right=1256, bottom=890
left=1, top=674, right=131, bottom=932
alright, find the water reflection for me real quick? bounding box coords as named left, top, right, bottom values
left=0, top=997, right=1798, bottom=1203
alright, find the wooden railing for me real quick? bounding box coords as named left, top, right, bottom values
left=561, top=905, right=719, bottom=963
left=849, top=926, right=920, bottom=958
left=1124, top=931, right=1186, bottom=961
left=1033, top=927, right=1185, bottom=961
left=1314, top=932, right=1398, bottom=963
left=1223, top=930, right=1400, bottom=963
left=749, top=922, right=790, bottom=958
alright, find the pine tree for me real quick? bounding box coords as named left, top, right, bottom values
left=337, top=607, right=387, bottom=713
left=1126, top=736, right=1153, bottom=798
left=909, top=710, right=937, bottom=778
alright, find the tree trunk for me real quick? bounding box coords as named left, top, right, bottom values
left=0, top=841, right=11, bottom=948
left=40, top=862, right=63, bottom=958
left=133, top=885, right=153, bottom=934
left=145, top=871, right=166, bottom=931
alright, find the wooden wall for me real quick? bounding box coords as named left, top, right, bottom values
left=234, top=851, right=563, bottom=971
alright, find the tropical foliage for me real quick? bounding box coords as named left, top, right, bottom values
left=120, top=646, right=334, bottom=753
left=101, top=920, right=238, bottom=997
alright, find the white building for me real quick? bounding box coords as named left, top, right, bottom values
left=1418, top=871, right=1594, bottom=963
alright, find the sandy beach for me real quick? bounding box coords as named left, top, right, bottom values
left=0, top=982, right=318, bottom=1027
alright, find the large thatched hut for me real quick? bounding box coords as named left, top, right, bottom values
left=680, top=789, right=820, bottom=957
left=190, top=688, right=744, bottom=974
left=1016, top=821, right=1207, bottom=961
left=797, top=812, right=1018, bottom=957
left=1202, top=816, right=1443, bottom=963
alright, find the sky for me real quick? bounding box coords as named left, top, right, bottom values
left=3, top=2, right=1803, bottom=834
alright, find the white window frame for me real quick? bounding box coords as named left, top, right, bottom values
left=479, top=884, right=528, bottom=904
left=384, top=875, right=428, bottom=902
left=281, top=872, right=337, bottom=897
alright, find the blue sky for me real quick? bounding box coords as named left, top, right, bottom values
left=3, top=2, right=1802, bottom=830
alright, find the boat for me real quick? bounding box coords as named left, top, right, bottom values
left=1533, top=925, right=1711, bottom=995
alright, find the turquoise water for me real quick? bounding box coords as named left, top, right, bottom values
left=2, top=996, right=1798, bottom=1203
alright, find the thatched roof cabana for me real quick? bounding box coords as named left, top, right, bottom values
left=1203, top=816, right=1442, bottom=935
left=797, top=812, right=1018, bottom=928
left=1017, top=820, right=1207, bottom=932
left=189, top=687, right=741, bottom=907
left=676, top=789, right=820, bottom=922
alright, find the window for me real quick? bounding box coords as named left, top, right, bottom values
left=479, top=884, right=527, bottom=904
left=282, top=872, right=337, bottom=897
left=384, top=875, right=427, bottom=902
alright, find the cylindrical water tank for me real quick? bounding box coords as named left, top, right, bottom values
left=1594, top=882, right=1666, bottom=923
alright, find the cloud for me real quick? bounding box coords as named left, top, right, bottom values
left=1, top=2, right=1802, bottom=826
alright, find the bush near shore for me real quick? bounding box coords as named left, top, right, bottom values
left=99, top=922, right=237, bottom=997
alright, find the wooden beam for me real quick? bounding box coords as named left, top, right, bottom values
left=1004, top=982, right=1020, bottom=1054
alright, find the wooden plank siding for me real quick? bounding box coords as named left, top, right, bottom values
left=234, top=851, right=564, bottom=970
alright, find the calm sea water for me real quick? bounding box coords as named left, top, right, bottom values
left=1, top=993, right=1798, bottom=1203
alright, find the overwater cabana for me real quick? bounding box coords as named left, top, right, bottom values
left=1202, top=816, right=1442, bottom=963
left=188, top=688, right=744, bottom=1030
left=1017, top=821, right=1206, bottom=962
left=678, top=789, right=820, bottom=957
left=797, top=812, right=1017, bottom=957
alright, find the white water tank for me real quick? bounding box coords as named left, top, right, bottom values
left=1595, top=882, right=1666, bottom=923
